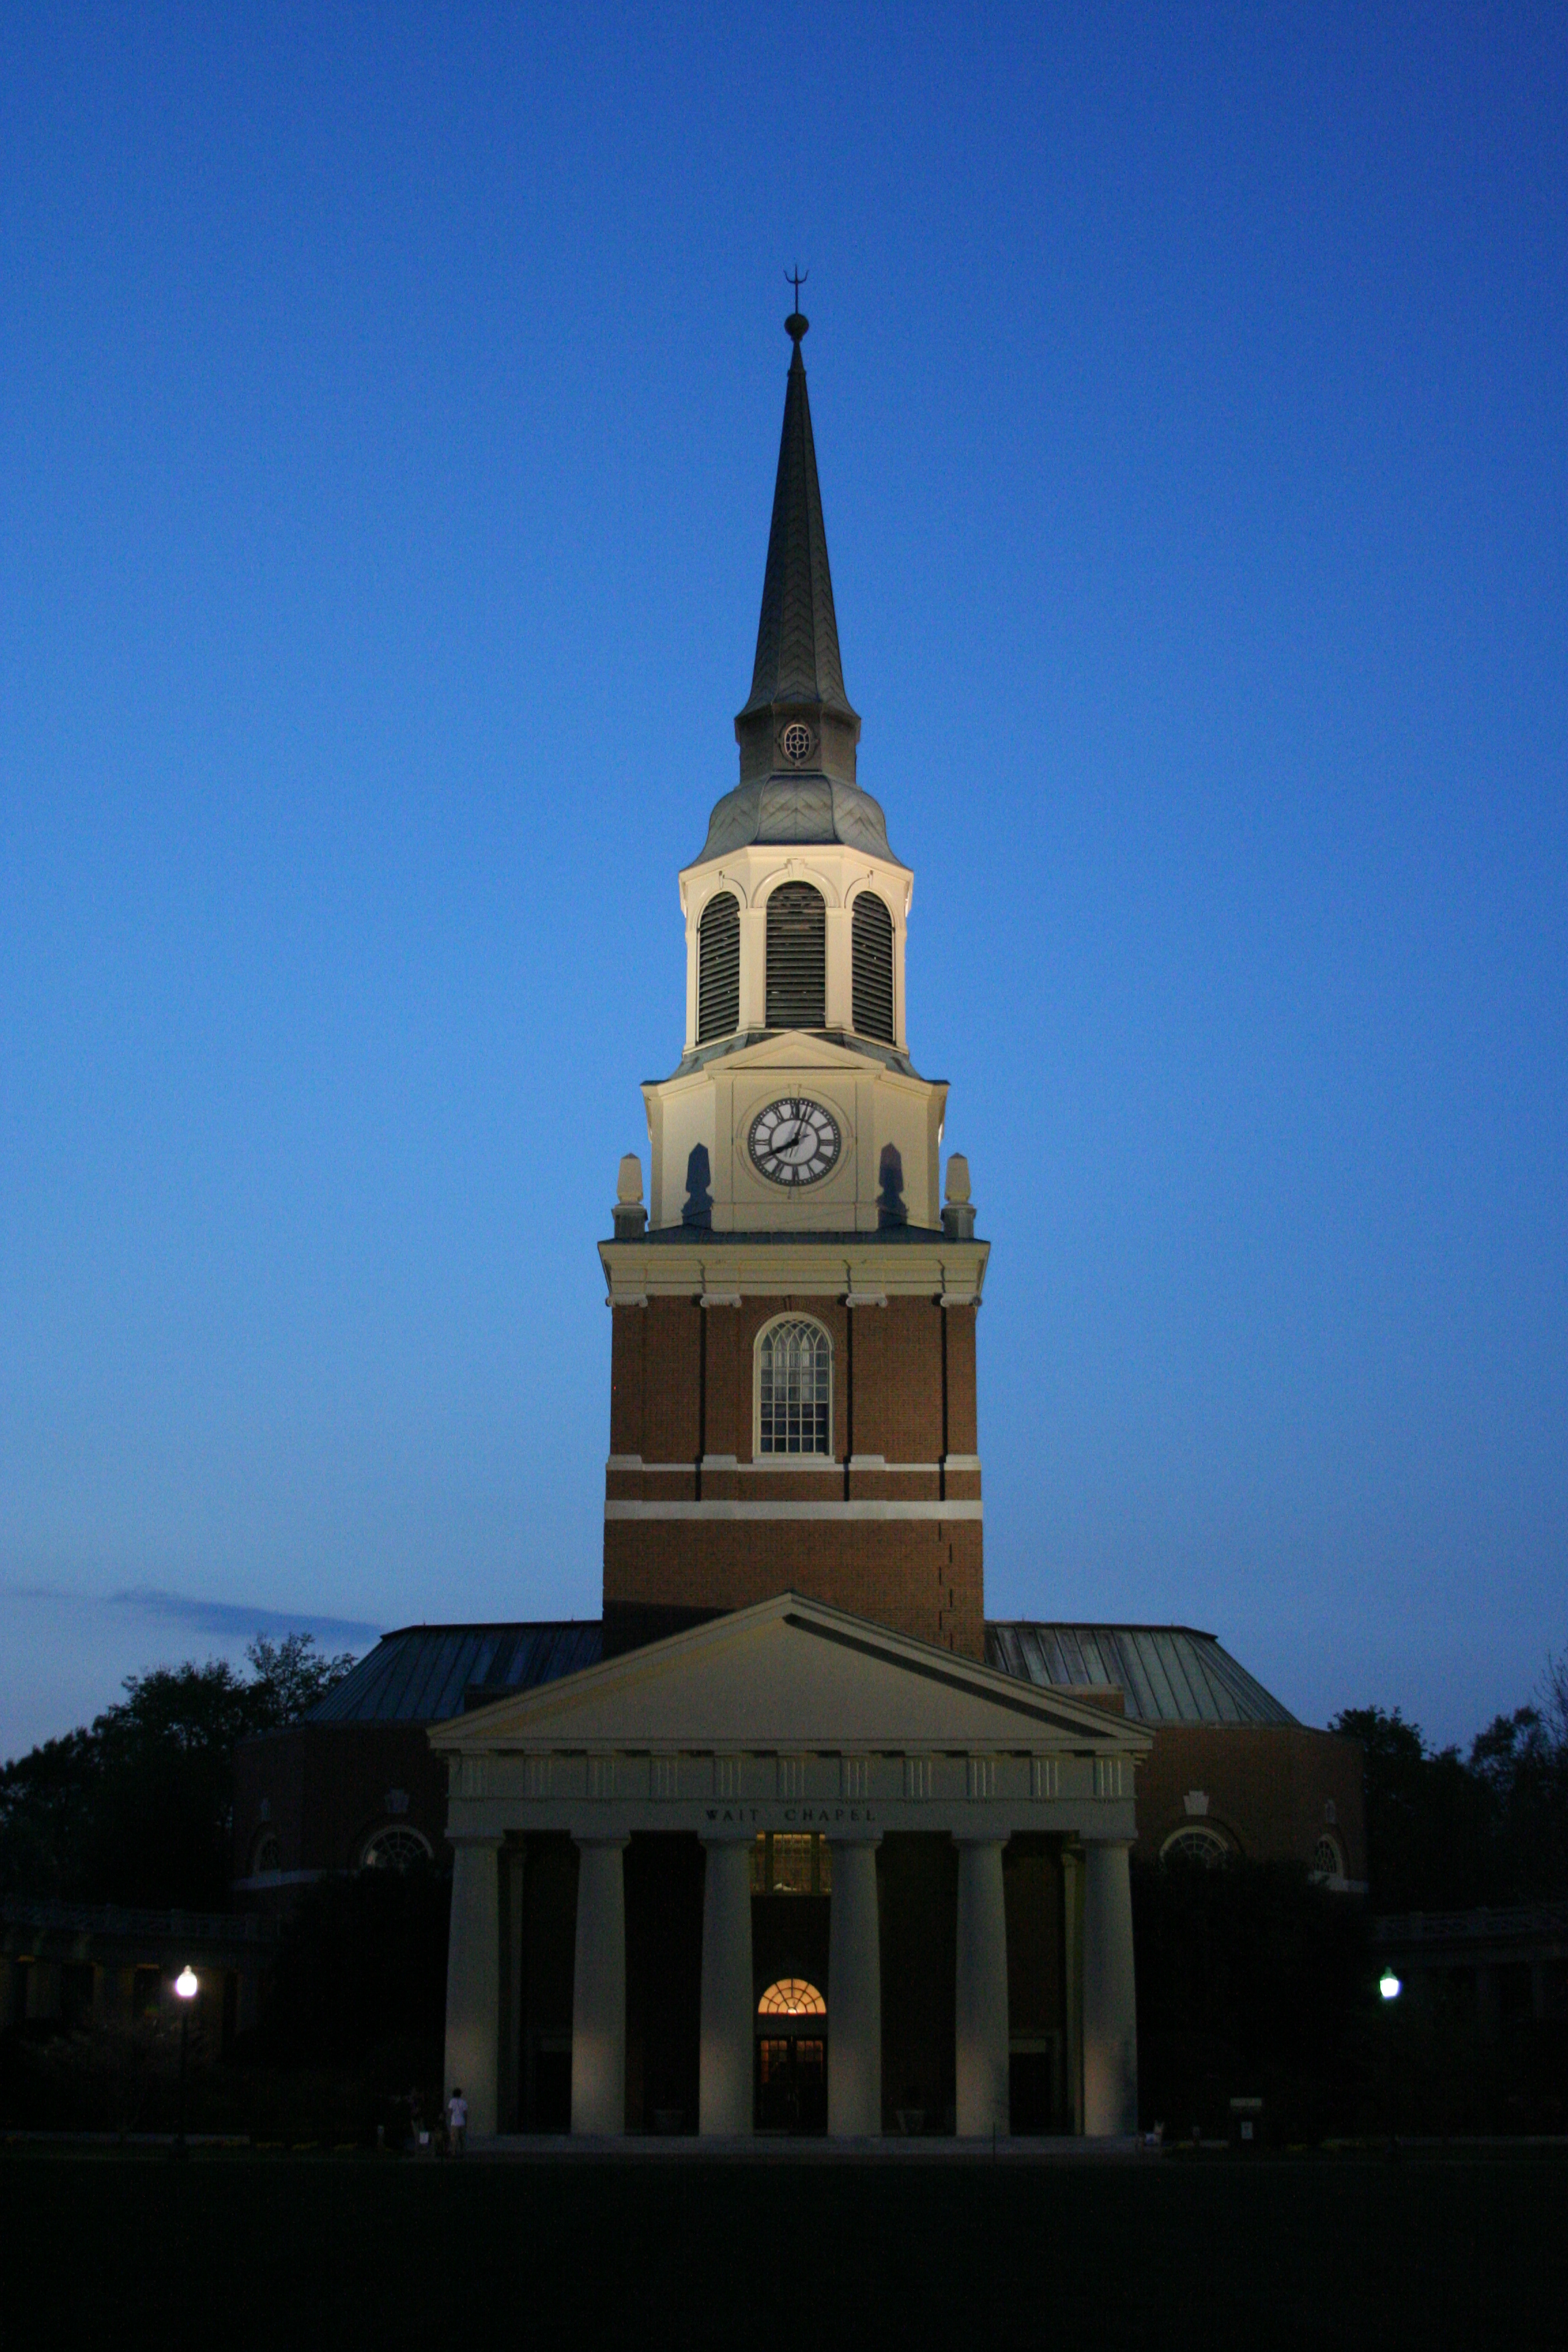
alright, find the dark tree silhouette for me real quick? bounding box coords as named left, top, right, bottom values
left=0, top=1633, right=355, bottom=1909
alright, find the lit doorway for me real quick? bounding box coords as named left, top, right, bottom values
left=755, top=1978, right=828, bottom=2134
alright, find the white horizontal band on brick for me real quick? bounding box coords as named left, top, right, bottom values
left=604, top=1499, right=983, bottom=1522
left=614, top=1459, right=980, bottom=1477
left=605, top=1285, right=985, bottom=1307
left=721, top=1456, right=842, bottom=1473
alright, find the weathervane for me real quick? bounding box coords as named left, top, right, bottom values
left=785, top=264, right=809, bottom=343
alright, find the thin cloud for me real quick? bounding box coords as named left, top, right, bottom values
left=4, top=1583, right=382, bottom=1649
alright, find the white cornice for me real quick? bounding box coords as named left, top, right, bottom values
left=598, top=1235, right=987, bottom=1305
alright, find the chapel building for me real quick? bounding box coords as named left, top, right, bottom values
left=432, top=308, right=1151, bottom=2144
left=231, top=312, right=1367, bottom=2143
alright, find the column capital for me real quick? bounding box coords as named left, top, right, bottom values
left=699, top=1828, right=757, bottom=1848
left=572, top=1832, right=631, bottom=1852
left=1077, top=1833, right=1136, bottom=1852
left=951, top=1831, right=1009, bottom=1852
left=825, top=1827, right=883, bottom=1848
left=447, top=1833, right=505, bottom=1852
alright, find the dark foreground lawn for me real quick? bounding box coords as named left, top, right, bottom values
left=4, top=2147, right=1565, bottom=2351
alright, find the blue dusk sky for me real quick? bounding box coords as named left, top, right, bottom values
left=2, top=4, right=1564, bottom=1759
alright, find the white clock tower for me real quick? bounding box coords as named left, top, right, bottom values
left=641, top=306, right=945, bottom=1233
left=600, top=306, right=987, bottom=1661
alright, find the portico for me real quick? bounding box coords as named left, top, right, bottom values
left=434, top=1592, right=1148, bottom=2142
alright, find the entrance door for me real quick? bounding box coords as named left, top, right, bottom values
left=757, top=2036, right=826, bottom=2132
left=755, top=1978, right=828, bottom=2134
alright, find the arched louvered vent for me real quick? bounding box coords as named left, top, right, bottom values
left=766, top=883, right=826, bottom=1030
left=852, top=892, right=895, bottom=1043
left=698, top=891, right=740, bottom=1043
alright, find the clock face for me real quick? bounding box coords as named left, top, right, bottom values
left=748, top=1096, right=841, bottom=1186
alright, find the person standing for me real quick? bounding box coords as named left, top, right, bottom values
left=446, top=2085, right=468, bottom=2155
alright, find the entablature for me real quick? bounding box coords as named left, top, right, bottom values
left=597, top=1234, right=988, bottom=1306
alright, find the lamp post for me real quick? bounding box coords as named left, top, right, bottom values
left=174, top=1965, right=199, bottom=2156
left=1378, top=1967, right=1402, bottom=2155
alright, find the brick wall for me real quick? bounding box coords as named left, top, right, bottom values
left=604, top=1516, right=983, bottom=1656
left=1133, top=1724, right=1366, bottom=1878
left=603, top=1288, right=984, bottom=1656
left=233, top=1722, right=450, bottom=1898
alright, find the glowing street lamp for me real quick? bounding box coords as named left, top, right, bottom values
left=1378, top=1967, right=1403, bottom=2152
left=174, top=1966, right=198, bottom=2155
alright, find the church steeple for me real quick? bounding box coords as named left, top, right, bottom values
left=737, top=309, right=859, bottom=749
left=696, top=309, right=896, bottom=864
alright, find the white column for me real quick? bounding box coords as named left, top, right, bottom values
left=444, top=1835, right=502, bottom=2138
left=828, top=1833, right=881, bottom=2138
left=1081, top=1839, right=1138, bottom=2138
left=825, top=901, right=853, bottom=1030
left=699, top=1836, right=755, bottom=2136
left=571, top=1835, right=628, bottom=2136
left=500, top=1844, right=526, bottom=2132
left=1061, top=1845, right=1084, bottom=2136
left=954, top=1837, right=1010, bottom=2138
left=738, top=902, right=767, bottom=1030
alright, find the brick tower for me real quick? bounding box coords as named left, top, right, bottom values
left=599, top=306, right=988, bottom=1659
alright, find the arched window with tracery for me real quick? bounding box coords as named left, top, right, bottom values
left=360, top=1825, right=434, bottom=1872
left=757, top=1979, right=826, bottom=2018
left=1312, top=1833, right=1345, bottom=1880
left=698, top=890, right=740, bottom=1043
left=757, top=1318, right=832, bottom=1456
left=1160, top=1824, right=1230, bottom=1868
left=766, top=883, right=826, bottom=1030
left=851, top=892, right=895, bottom=1043
left=249, top=1827, right=281, bottom=1877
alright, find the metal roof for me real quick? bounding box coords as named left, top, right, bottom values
left=308, top=1622, right=603, bottom=1726
left=308, top=1615, right=1295, bottom=1731
left=696, top=773, right=896, bottom=864
left=985, top=1623, right=1298, bottom=1728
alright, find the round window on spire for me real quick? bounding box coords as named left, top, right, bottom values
left=780, top=721, right=814, bottom=766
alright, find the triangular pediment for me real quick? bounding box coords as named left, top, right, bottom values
left=429, top=1594, right=1151, bottom=1755
left=691, top=1032, right=915, bottom=1079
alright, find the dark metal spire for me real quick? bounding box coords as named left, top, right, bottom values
left=738, top=306, right=858, bottom=730
left=698, top=306, right=896, bottom=866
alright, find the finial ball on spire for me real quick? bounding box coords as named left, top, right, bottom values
left=785, top=310, right=808, bottom=344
